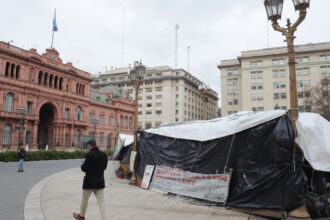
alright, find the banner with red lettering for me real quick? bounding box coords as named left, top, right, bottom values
left=150, top=166, right=231, bottom=203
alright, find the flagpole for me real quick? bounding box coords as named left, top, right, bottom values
left=51, top=9, right=56, bottom=48
left=51, top=29, right=54, bottom=48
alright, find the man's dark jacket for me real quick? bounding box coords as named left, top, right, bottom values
left=81, top=147, right=108, bottom=189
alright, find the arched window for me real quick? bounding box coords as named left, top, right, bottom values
left=82, top=85, right=85, bottom=95
left=49, top=75, right=54, bottom=88
left=38, top=71, right=43, bottom=85
left=59, top=77, right=63, bottom=90
left=120, top=116, right=124, bottom=128
left=76, top=83, right=79, bottom=94
left=5, top=62, right=10, bottom=77
left=2, top=124, right=12, bottom=145
left=89, top=111, right=95, bottom=123
left=109, top=115, right=114, bottom=126
left=44, top=72, right=48, bottom=86
left=16, top=65, right=20, bottom=79
left=10, top=63, right=15, bottom=78
left=75, top=130, right=81, bottom=146
left=5, top=93, right=14, bottom=112
left=54, top=76, right=58, bottom=89
left=107, top=133, right=112, bottom=149
left=128, top=117, right=133, bottom=129
left=76, top=106, right=82, bottom=121
left=124, top=116, right=128, bottom=128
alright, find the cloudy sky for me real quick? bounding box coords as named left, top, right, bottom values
left=1, top=0, right=329, bottom=105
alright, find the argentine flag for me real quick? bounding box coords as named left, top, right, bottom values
left=53, top=10, right=58, bottom=32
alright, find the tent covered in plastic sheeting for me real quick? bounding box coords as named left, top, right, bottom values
left=112, top=134, right=134, bottom=161
left=136, top=110, right=330, bottom=215
left=296, top=112, right=330, bottom=172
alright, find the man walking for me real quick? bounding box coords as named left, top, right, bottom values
left=73, top=140, right=108, bottom=220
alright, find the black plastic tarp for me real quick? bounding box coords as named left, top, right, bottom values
left=136, top=114, right=306, bottom=211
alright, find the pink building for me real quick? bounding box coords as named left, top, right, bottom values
left=0, top=41, right=134, bottom=150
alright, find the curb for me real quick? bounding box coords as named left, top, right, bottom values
left=24, top=168, right=79, bottom=220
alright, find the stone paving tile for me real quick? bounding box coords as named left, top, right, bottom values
left=38, top=168, right=269, bottom=220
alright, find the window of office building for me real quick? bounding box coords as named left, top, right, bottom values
left=156, top=102, right=162, bottom=107
left=273, top=69, right=286, bottom=78
left=251, top=94, right=263, bottom=101
left=146, top=111, right=152, bottom=115
left=156, top=110, right=162, bottom=115
left=146, top=103, right=152, bottom=107
left=296, top=56, right=309, bottom=64
left=251, top=83, right=263, bottom=90
left=273, top=82, right=286, bottom=89
left=296, top=67, right=310, bottom=76
left=272, top=59, right=285, bottom=65
left=297, top=80, right=311, bottom=87
left=321, top=66, right=330, bottom=74
left=146, top=88, right=152, bottom=92
left=146, top=95, right=152, bottom=100
left=250, top=71, right=263, bottom=79
left=250, top=61, right=263, bottom=67
left=145, top=122, right=152, bottom=129
left=227, top=78, right=238, bottom=86
left=228, top=99, right=238, bottom=105
left=227, top=89, right=238, bottom=95
left=156, top=95, right=162, bottom=99
left=227, top=69, right=239, bottom=76
left=252, top=107, right=264, bottom=111
left=320, top=55, right=330, bottom=62
left=274, top=92, right=287, bottom=99
left=155, top=87, right=162, bottom=91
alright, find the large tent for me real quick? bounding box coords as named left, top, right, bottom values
left=135, top=110, right=330, bottom=218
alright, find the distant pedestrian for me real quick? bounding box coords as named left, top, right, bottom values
left=17, top=147, right=26, bottom=172
left=73, top=140, right=108, bottom=220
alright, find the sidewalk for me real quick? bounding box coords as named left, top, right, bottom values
left=24, top=167, right=268, bottom=220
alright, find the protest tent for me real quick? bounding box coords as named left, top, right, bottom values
left=136, top=110, right=330, bottom=218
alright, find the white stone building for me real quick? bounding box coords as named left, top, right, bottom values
left=92, top=65, right=219, bottom=129
left=218, top=42, right=330, bottom=116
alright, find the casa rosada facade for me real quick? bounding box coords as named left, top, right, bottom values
left=0, top=41, right=134, bottom=150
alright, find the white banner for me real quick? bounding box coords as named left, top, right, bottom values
left=141, top=165, right=155, bottom=189
left=150, top=166, right=231, bottom=203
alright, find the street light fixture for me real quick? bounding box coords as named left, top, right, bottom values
left=16, top=107, right=28, bottom=150
left=264, top=0, right=310, bottom=131
left=129, top=61, right=146, bottom=152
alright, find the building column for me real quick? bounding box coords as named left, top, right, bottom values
left=70, top=125, right=74, bottom=147
left=62, top=126, right=66, bottom=148
left=32, top=121, right=38, bottom=149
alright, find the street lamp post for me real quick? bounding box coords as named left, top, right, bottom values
left=91, top=118, right=99, bottom=140
left=264, top=0, right=310, bottom=131
left=264, top=1, right=310, bottom=217
left=16, top=107, right=28, bottom=150
left=129, top=61, right=146, bottom=152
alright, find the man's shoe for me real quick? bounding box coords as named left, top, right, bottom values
left=73, top=213, right=85, bottom=220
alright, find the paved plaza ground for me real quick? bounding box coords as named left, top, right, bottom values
left=1, top=160, right=312, bottom=220
left=23, top=165, right=269, bottom=220
left=0, top=159, right=82, bottom=220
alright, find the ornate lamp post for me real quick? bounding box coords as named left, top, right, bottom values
left=16, top=107, right=28, bottom=150
left=264, top=1, right=310, bottom=218
left=264, top=0, right=310, bottom=131
left=91, top=118, right=99, bottom=140
left=129, top=61, right=146, bottom=152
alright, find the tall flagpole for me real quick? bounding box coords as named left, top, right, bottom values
left=51, top=9, right=56, bottom=48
